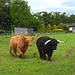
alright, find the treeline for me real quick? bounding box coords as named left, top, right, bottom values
left=34, top=12, right=75, bottom=26
left=0, top=0, right=75, bottom=32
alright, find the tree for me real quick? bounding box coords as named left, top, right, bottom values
left=39, top=24, right=45, bottom=32
left=0, top=0, right=6, bottom=10
left=46, top=24, right=51, bottom=31
left=10, top=0, right=42, bottom=31
left=60, top=12, right=69, bottom=23
left=29, top=16, right=42, bottom=31
left=52, top=25, right=57, bottom=30
left=33, top=11, right=75, bottom=30
left=53, top=12, right=61, bottom=25
left=0, top=0, right=11, bottom=32
left=58, top=23, right=69, bottom=31
left=10, top=0, right=31, bottom=28
left=69, top=14, right=75, bottom=23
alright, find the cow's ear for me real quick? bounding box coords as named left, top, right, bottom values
left=32, top=37, right=34, bottom=40
left=23, top=36, right=26, bottom=40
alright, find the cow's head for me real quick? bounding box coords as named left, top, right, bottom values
left=24, top=34, right=38, bottom=46
left=25, top=36, right=34, bottom=46
left=44, top=39, right=67, bottom=50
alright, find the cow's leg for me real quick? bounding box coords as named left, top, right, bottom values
left=17, top=46, right=22, bottom=58
left=47, top=51, right=53, bottom=61
left=43, top=53, right=46, bottom=59
left=10, top=46, right=13, bottom=55
left=41, top=50, right=46, bottom=59
left=38, top=49, right=43, bottom=59
left=13, top=48, right=17, bottom=56
left=47, top=53, right=52, bottom=61
left=23, top=51, right=26, bottom=59
left=48, top=55, right=51, bottom=61
left=22, top=47, right=28, bottom=59
left=39, top=49, right=46, bottom=59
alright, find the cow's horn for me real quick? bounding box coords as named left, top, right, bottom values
left=33, top=34, right=38, bottom=38
left=57, top=39, right=68, bottom=43
left=44, top=40, right=51, bottom=45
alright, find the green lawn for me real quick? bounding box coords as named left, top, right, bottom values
left=0, top=33, right=75, bottom=75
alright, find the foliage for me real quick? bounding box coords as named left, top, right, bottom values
left=60, top=12, right=69, bottom=23
left=33, top=12, right=75, bottom=31
left=11, top=25, right=15, bottom=31
left=53, top=29, right=64, bottom=31
left=69, top=14, right=75, bottom=23
left=52, top=25, right=57, bottom=30
left=10, top=0, right=41, bottom=31
left=46, top=24, right=51, bottom=31
left=0, top=0, right=75, bottom=32
left=58, top=23, right=69, bottom=31
left=0, top=0, right=11, bottom=32
left=39, top=24, right=45, bottom=32
left=0, top=29, right=5, bottom=33
left=10, top=0, right=31, bottom=27
left=0, top=0, right=10, bottom=10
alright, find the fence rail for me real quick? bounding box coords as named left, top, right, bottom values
left=0, top=33, right=11, bottom=38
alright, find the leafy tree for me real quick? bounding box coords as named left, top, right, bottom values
left=53, top=12, right=61, bottom=25
left=69, top=14, right=75, bottom=23
left=10, top=0, right=31, bottom=27
left=52, top=25, right=57, bottom=30
left=60, top=12, right=69, bottom=23
left=10, top=0, right=41, bottom=31
left=0, top=0, right=11, bottom=32
left=29, top=16, right=42, bottom=31
left=0, top=0, right=6, bottom=10
left=58, top=23, right=69, bottom=31
left=46, top=24, right=51, bottom=31
left=39, top=24, right=45, bottom=32
left=34, top=11, right=75, bottom=31
left=0, top=0, right=75, bottom=32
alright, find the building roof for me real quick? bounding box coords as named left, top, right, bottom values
left=69, top=23, right=75, bottom=27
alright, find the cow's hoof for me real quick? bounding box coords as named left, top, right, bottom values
left=19, top=54, right=22, bottom=58
left=12, top=54, right=14, bottom=56
left=48, top=59, right=51, bottom=61
left=22, top=57, right=24, bottom=59
left=19, top=56, right=22, bottom=58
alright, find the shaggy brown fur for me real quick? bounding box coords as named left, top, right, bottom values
left=10, top=35, right=34, bottom=58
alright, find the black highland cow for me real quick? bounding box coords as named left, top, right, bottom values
left=36, top=36, right=67, bottom=61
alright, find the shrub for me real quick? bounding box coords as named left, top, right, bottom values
left=46, top=24, right=51, bottom=31
left=39, top=24, right=45, bottom=32
left=54, top=29, right=64, bottom=31
left=52, top=25, right=57, bottom=30
left=0, top=29, right=5, bottom=33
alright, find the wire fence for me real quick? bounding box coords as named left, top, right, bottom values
left=0, top=33, right=11, bottom=38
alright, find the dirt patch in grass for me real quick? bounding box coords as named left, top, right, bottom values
left=64, top=47, right=74, bottom=58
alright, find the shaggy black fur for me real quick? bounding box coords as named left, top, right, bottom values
left=36, top=36, right=59, bottom=61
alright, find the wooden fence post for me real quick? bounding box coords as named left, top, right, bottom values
left=2, top=34, right=3, bottom=38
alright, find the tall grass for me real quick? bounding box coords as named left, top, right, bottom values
left=0, top=33, right=75, bottom=75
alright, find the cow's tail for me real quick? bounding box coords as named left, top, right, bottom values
left=10, top=46, right=13, bottom=55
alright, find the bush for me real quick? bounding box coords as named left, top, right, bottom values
left=65, top=30, right=72, bottom=33
left=0, top=29, right=5, bottom=33
left=53, top=29, right=64, bottom=31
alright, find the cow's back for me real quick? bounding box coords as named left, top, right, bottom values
left=36, top=36, right=51, bottom=48
left=10, top=35, right=26, bottom=48
left=10, top=36, right=18, bottom=48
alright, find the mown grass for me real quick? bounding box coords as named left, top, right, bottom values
left=0, top=33, right=75, bottom=75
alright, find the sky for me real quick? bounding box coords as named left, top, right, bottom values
left=25, top=0, right=75, bottom=14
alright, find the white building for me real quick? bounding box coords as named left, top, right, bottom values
left=14, top=27, right=33, bottom=35
left=69, top=23, right=75, bottom=33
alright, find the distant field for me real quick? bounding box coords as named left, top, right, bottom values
left=0, top=33, right=75, bottom=75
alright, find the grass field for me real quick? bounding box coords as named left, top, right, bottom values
left=0, top=33, right=75, bottom=75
